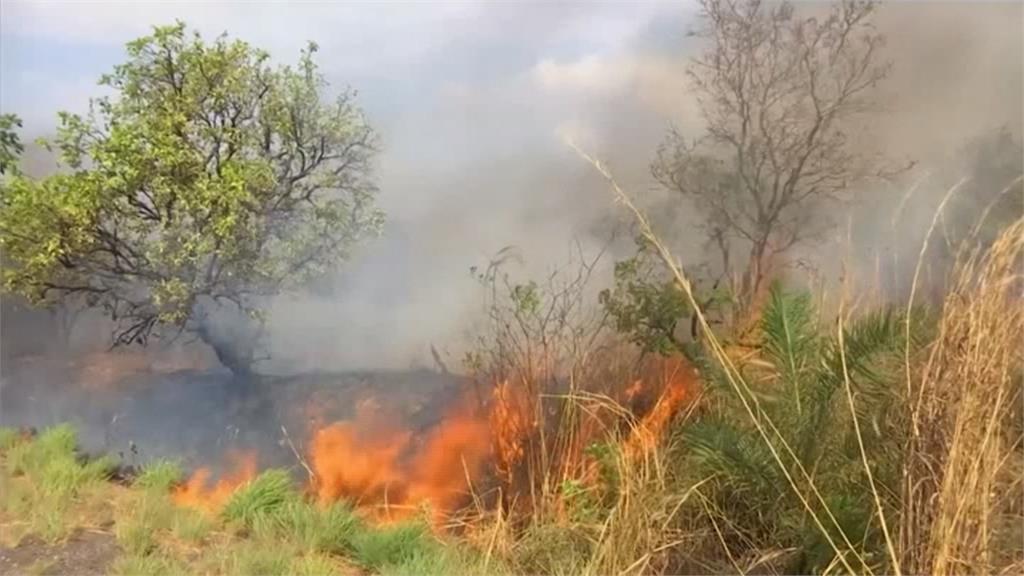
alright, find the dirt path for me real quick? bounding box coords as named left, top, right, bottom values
left=0, top=530, right=117, bottom=575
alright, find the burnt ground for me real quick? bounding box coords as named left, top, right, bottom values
left=0, top=355, right=473, bottom=478
left=0, top=530, right=118, bottom=576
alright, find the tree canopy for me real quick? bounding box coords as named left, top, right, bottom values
left=0, top=23, right=383, bottom=374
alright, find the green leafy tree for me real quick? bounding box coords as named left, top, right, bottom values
left=0, top=114, right=23, bottom=176
left=0, top=24, right=382, bottom=375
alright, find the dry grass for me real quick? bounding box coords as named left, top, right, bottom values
left=572, top=140, right=1023, bottom=575
left=900, top=218, right=1024, bottom=575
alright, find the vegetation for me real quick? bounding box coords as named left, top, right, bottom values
left=0, top=23, right=382, bottom=375
left=660, top=0, right=894, bottom=307
left=1, top=1, right=1021, bottom=575
left=0, top=428, right=492, bottom=575
left=0, top=114, right=23, bottom=176
left=553, top=134, right=1022, bottom=574
left=604, top=0, right=899, bottom=350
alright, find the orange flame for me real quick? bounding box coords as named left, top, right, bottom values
left=310, top=399, right=491, bottom=522
left=405, top=404, right=491, bottom=517
left=172, top=451, right=258, bottom=512
left=311, top=422, right=410, bottom=508
left=623, top=379, right=644, bottom=401
left=489, top=380, right=531, bottom=487
left=626, top=355, right=697, bottom=457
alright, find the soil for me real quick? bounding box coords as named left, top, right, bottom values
left=0, top=530, right=117, bottom=576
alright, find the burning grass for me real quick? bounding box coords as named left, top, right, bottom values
left=0, top=427, right=495, bottom=575
left=171, top=451, right=259, bottom=513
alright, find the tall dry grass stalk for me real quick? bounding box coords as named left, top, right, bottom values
left=457, top=388, right=698, bottom=576
left=574, top=392, right=695, bottom=576
left=901, top=218, right=1024, bottom=575
left=570, top=141, right=874, bottom=574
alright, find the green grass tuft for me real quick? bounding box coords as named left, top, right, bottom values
left=5, top=424, right=77, bottom=477
left=350, top=521, right=436, bottom=570
left=212, top=540, right=295, bottom=576
left=170, top=506, right=212, bottom=544
left=221, top=468, right=296, bottom=527
left=0, top=425, right=118, bottom=544
left=116, top=520, right=158, bottom=556
left=133, top=460, right=183, bottom=492
left=115, top=492, right=177, bottom=555
left=256, top=499, right=361, bottom=554
left=380, top=546, right=487, bottom=576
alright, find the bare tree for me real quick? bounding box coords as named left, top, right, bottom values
left=654, top=0, right=891, bottom=315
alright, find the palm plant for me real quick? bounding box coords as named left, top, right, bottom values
left=677, top=284, right=931, bottom=573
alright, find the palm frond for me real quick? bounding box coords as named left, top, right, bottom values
left=684, top=418, right=781, bottom=498
left=760, top=283, right=819, bottom=418
left=797, top=306, right=933, bottom=466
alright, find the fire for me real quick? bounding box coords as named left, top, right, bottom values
left=405, top=404, right=491, bottom=515
left=170, top=354, right=699, bottom=525
left=311, top=422, right=410, bottom=507
left=310, top=399, right=491, bottom=522
left=623, top=379, right=643, bottom=401
left=173, top=451, right=258, bottom=512
left=489, top=380, right=531, bottom=487
left=626, top=355, right=697, bottom=457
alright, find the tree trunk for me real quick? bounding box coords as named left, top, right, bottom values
left=740, top=240, right=768, bottom=315
left=196, top=320, right=256, bottom=378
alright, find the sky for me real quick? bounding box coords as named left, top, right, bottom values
left=1, top=0, right=1021, bottom=371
